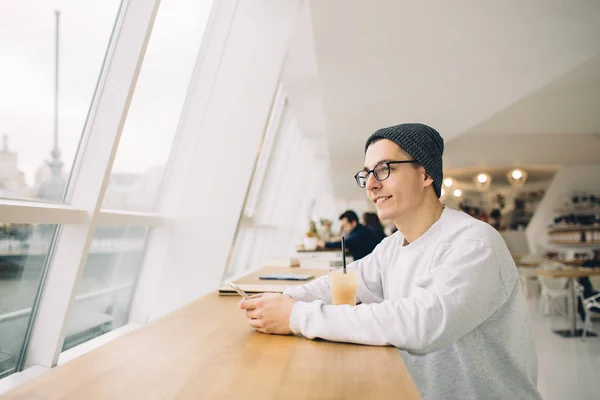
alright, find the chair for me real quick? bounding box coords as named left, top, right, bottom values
left=540, top=260, right=569, bottom=270
left=517, top=267, right=537, bottom=298
left=582, top=292, right=600, bottom=340
left=537, top=260, right=570, bottom=317
left=516, top=254, right=544, bottom=299
left=538, top=275, right=569, bottom=316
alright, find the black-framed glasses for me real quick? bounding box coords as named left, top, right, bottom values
left=354, top=160, right=418, bottom=188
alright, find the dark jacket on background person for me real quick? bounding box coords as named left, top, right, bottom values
left=366, top=225, right=387, bottom=243
left=324, top=224, right=382, bottom=260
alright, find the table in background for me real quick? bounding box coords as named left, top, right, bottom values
left=531, top=267, right=600, bottom=338
left=295, top=248, right=352, bottom=269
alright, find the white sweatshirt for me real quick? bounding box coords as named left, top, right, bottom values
left=284, top=208, right=541, bottom=399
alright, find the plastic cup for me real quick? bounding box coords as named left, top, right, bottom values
left=329, top=267, right=358, bottom=305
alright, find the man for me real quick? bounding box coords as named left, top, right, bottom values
left=240, top=123, right=541, bottom=399
left=318, top=210, right=381, bottom=261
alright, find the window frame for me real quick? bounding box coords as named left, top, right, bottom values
left=0, top=0, right=165, bottom=372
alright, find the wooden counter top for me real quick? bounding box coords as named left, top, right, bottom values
left=3, top=271, right=420, bottom=399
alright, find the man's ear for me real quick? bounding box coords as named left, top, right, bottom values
left=419, top=166, right=434, bottom=188
left=423, top=172, right=434, bottom=187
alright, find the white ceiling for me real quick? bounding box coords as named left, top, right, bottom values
left=282, top=0, right=600, bottom=199
left=465, top=54, right=600, bottom=135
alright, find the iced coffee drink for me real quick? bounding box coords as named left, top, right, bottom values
left=329, top=268, right=358, bottom=306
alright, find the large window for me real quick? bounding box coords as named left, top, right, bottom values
left=0, top=0, right=297, bottom=386
left=62, top=0, right=215, bottom=347
left=0, top=1, right=122, bottom=203
left=0, top=0, right=216, bottom=380
left=0, top=0, right=123, bottom=380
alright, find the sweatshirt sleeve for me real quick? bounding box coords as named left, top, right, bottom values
left=283, top=240, right=387, bottom=304
left=289, top=238, right=512, bottom=354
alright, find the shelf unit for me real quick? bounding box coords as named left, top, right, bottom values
left=549, top=241, right=600, bottom=246
left=548, top=230, right=600, bottom=245
left=548, top=206, right=600, bottom=248
left=548, top=225, right=600, bottom=233
left=553, top=206, right=600, bottom=214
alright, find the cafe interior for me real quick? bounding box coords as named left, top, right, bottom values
left=1, top=1, right=599, bottom=399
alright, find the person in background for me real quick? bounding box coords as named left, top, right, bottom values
left=317, top=210, right=380, bottom=261
left=362, top=212, right=387, bottom=242
left=578, top=252, right=600, bottom=322
left=489, top=208, right=503, bottom=230
left=239, top=123, right=541, bottom=399
left=510, top=197, right=528, bottom=230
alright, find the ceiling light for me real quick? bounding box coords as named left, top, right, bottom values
left=453, top=189, right=462, bottom=198
left=443, top=177, right=454, bottom=188
left=511, top=169, right=523, bottom=179
left=507, top=168, right=527, bottom=188
left=473, top=172, right=492, bottom=191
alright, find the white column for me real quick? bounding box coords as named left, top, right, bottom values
left=141, top=0, right=302, bottom=319
left=526, top=164, right=600, bottom=255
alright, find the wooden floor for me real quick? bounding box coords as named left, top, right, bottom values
left=529, top=295, right=600, bottom=400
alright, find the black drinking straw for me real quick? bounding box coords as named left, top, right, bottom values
left=341, top=236, right=347, bottom=274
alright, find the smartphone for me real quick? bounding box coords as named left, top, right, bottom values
left=228, top=282, right=250, bottom=299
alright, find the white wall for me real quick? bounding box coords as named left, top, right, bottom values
left=526, top=164, right=600, bottom=255
left=144, top=0, right=301, bottom=319
left=334, top=198, right=375, bottom=218
left=224, top=108, right=336, bottom=279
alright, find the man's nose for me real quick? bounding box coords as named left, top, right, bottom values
left=366, top=172, right=380, bottom=191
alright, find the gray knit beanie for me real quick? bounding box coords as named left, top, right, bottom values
left=364, top=123, right=444, bottom=198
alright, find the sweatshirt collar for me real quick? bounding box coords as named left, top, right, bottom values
left=399, top=207, right=449, bottom=249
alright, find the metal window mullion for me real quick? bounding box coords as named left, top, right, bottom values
left=0, top=203, right=88, bottom=224
left=0, top=203, right=166, bottom=226
left=97, top=209, right=166, bottom=227
left=23, top=0, right=161, bottom=369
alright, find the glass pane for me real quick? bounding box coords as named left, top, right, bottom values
left=0, top=1, right=122, bottom=202
left=62, top=226, right=148, bottom=351
left=244, top=94, right=287, bottom=218
left=0, top=223, right=57, bottom=379
left=103, top=0, right=214, bottom=211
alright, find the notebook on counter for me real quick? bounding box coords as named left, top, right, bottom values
left=259, top=273, right=314, bottom=281
left=218, top=283, right=295, bottom=296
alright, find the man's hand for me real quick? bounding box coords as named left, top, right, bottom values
left=239, top=293, right=296, bottom=335
left=317, top=240, right=326, bottom=248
